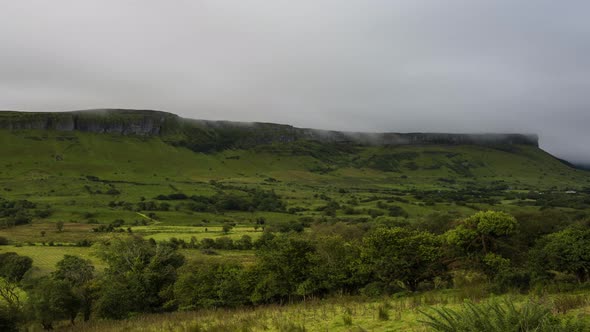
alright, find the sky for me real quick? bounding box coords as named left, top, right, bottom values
left=1, top=1, right=589, bottom=163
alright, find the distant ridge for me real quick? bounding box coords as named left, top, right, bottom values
left=0, top=109, right=539, bottom=150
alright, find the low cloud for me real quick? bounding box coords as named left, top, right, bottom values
left=0, top=1, right=589, bottom=162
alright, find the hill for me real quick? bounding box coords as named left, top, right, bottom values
left=0, top=109, right=539, bottom=151
left=0, top=109, right=588, bottom=229
left=2, top=109, right=590, bottom=331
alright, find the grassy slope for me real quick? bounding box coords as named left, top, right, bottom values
left=2, top=129, right=590, bottom=331
left=49, top=291, right=590, bottom=332
left=1, top=129, right=589, bottom=276
left=0, top=129, right=588, bottom=226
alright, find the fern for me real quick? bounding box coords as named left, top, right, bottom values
left=419, top=299, right=589, bottom=332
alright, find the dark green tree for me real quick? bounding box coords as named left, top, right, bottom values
left=0, top=278, right=24, bottom=331
left=222, top=223, right=233, bottom=234
left=27, top=278, right=80, bottom=329
left=52, top=255, right=95, bottom=321
left=174, top=263, right=248, bottom=310
left=309, top=235, right=364, bottom=294
left=0, top=252, right=33, bottom=282
left=361, top=227, right=445, bottom=291
left=251, top=234, right=316, bottom=303
left=93, top=236, right=185, bottom=318
left=532, top=227, right=590, bottom=283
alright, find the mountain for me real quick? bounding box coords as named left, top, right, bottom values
left=0, top=109, right=539, bottom=151
left=0, top=109, right=587, bottom=225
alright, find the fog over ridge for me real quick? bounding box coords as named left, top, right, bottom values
left=1, top=1, right=589, bottom=163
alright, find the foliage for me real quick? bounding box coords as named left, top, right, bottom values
left=0, top=252, right=33, bottom=282
left=445, top=211, right=518, bottom=276
left=93, top=236, right=185, bottom=319
left=361, top=227, right=445, bottom=291
left=174, top=263, right=248, bottom=310
left=0, top=198, right=36, bottom=228
left=251, top=234, right=317, bottom=302
left=419, top=299, right=589, bottom=332
left=26, top=277, right=81, bottom=329
left=532, top=227, right=590, bottom=282
left=53, top=255, right=96, bottom=321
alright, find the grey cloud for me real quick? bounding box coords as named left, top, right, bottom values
left=0, top=0, right=589, bottom=162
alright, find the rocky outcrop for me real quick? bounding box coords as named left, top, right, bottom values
left=0, top=109, right=180, bottom=135
left=0, top=109, right=539, bottom=149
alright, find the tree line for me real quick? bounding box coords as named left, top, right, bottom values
left=1, top=210, right=589, bottom=330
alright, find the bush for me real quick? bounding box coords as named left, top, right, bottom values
left=0, top=237, right=8, bottom=245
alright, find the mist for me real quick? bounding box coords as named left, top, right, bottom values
left=1, top=1, right=589, bottom=163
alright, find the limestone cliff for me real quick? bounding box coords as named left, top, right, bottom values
left=0, top=109, right=539, bottom=151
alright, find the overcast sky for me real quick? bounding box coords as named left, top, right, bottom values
left=1, top=1, right=589, bottom=163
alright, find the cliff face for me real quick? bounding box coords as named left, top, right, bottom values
left=0, top=109, right=180, bottom=135
left=0, top=109, right=539, bottom=150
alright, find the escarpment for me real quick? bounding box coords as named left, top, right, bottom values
left=0, top=109, right=180, bottom=135
left=0, top=109, right=539, bottom=151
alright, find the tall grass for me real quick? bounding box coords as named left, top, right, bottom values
left=552, top=294, right=588, bottom=314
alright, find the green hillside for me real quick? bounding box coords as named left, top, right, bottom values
left=2, top=117, right=590, bottom=331
left=0, top=128, right=588, bottom=230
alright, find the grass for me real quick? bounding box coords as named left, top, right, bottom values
left=0, top=223, right=108, bottom=245
left=0, top=244, right=256, bottom=276
left=42, top=291, right=590, bottom=332
left=0, top=130, right=588, bottom=229
left=132, top=225, right=263, bottom=242
left=0, top=245, right=104, bottom=276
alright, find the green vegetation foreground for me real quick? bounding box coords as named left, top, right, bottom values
left=1, top=211, right=590, bottom=331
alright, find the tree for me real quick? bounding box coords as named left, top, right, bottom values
left=174, top=263, right=248, bottom=310
left=532, top=227, right=590, bottom=283
left=53, top=255, right=95, bottom=321
left=0, top=253, right=33, bottom=282
left=0, top=278, right=23, bottom=312
left=254, top=217, right=267, bottom=231
left=310, top=235, right=364, bottom=294
left=0, top=255, right=30, bottom=330
left=56, top=221, right=64, bottom=233
left=27, top=278, right=80, bottom=329
left=251, top=234, right=316, bottom=303
left=235, top=235, right=253, bottom=250
left=361, top=227, right=445, bottom=291
left=93, top=236, right=185, bottom=318
left=445, top=211, right=517, bottom=256
left=222, top=223, right=233, bottom=234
